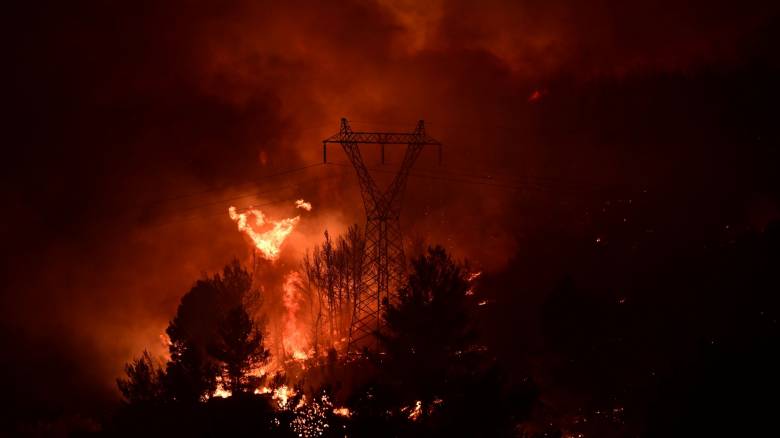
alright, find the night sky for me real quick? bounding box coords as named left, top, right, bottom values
left=3, top=0, right=780, bottom=434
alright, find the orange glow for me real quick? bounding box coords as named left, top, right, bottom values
left=408, top=400, right=422, bottom=421
left=528, top=89, right=547, bottom=102
left=295, top=199, right=312, bottom=211
left=213, top=385, right=231, bottom=399
left=226, top=199, right=315, bottom=378
left=227, top=200, right=313, bottom=260
left=332, top=407, right=351, bottom=417
left=272, top=384, right=295, bottom=408
left=282, top=271, right=310, bottom=360
left=158, top=332, right=172, bottom=347
left=466, top=270, right=481, bottom=295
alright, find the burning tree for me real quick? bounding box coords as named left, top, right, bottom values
left=113, top=245, right=534, bottom=436
left=227, top=200, right=318, bottom=368
left=301, top=225, right=366, bottom=352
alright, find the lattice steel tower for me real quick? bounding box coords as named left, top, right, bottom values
left=322, top=118, right=441, bottom=353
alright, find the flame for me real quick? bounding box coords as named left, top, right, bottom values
left=227, top=199, right=312, bottom=260
left=466, top=270, right=481, bottom=296
left=212, top=384, right=292, bottom=407
left=282, top=271, right=310, bottom=360
left=158, top=332, right=172, bottom=362
left=273, top=384, right=295, bottom=408
left=332, top=407, right=351, bottom=417
left=408, top=400, right=422, bottom=421
left=295, top=199, right=312, bottom=211
left=213, top=385, right=231, bottom=399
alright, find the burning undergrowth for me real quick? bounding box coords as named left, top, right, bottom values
left=226, top=199, right=317, bottom=381
left=114, top=219, right=509, bottom=438
left=224, top=198, right=361, bottom=385
left=114, top=198, right=363, bottom=434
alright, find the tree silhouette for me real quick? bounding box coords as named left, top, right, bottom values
left=163, top=259, right=260, bottom=402
left=349, top=246, right=536, bottom=436
left=116, top=350, right=165, bottom=404
left=164, top=334, right=219, bottom=403
left=377, top=246, right=476, bottom=409
left=210, top=304, right=270, bottom=395
left=302, top=225, right=366, bottom=350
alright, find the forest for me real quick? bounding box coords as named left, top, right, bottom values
left=107, top=220, right=779, bottom=437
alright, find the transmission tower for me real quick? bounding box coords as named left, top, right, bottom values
left=322, top=118, right=441, bottom=354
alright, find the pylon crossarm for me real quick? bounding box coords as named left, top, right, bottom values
left=323, top=118, right=441, bottom=146
left=325, top=131, right=440, bottom=145
left=322, top=118, right=441, bottom=356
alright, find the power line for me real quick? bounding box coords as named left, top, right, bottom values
left=410, top=167, right=619, bottom=194
left=147, top=171, right=356, bottom=229
left=326, top=161, right=591, bottom=193
left=149, top=197, right=301, bottom=229
left=141, top=162, right=325, bottom=207
left=141, top=144, right=641, bottom=231
left=169, top=184, right=297, bottom=214
left=147, top=157, right=635, bottom=232
left=161, top=170, right=346, bottom=216
left=322, top=118, right=442, bottom=355
left=411, top=163, right=604, bottom=187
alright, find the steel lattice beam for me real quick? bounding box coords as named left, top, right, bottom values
left=322, top=118, right=441, bottom=354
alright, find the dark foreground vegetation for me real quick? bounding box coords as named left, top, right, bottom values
left=105, top=246, right=536, bottom=437
left=2, top=220, right=777, bottom=436
left=90, top=217, right=780, bottom=437
left=100, top=219, right=780, bottom=437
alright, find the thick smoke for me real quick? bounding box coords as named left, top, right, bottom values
left=2, top=0, right=779, bottom=416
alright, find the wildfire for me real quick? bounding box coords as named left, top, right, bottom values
left=332, top=407, right=351, bottom=417
left=273, top=384, right=295, bottom=408
left=227, top=199, right=313, bottom=260
left=213, top=385, right=231, bottom=399
left=282, top=271, right=310, bottom=360
left=295, top=199, right=312, bottom=211
left=466, top=270, right=481, bottom=296
left=158, top=332, right=172, bottom=362
left=408, top=400, right=423, bottom=421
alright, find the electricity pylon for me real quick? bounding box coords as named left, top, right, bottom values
left=322, top=118, right=441, bottom=354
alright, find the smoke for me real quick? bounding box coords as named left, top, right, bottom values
left=2, top=0, right=779, bottom=417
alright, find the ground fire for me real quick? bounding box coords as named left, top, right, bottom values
left=8, top=1, right=779, bottom=436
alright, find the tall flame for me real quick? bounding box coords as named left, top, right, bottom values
left=282, top=271, right=310, bottom=360
left=227, top=200, right=313, bottom=260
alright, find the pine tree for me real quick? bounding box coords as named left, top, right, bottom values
left=163, top=259, right=261, bottom=401
left=350, top=246, right=536, bottom=436
left=116, top=350, right=165, bottom=403
left=210, top=304, right=270, bottom=395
